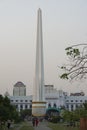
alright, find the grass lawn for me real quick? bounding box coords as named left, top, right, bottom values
left=0, top=121, right=34, bottom=130
left=20, top=122, right=34, bottom=130
left=48, top=123, right=80, bottom=130
left=20, top=125, right=34, bottom=130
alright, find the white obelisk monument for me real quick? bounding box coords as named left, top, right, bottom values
left=32, top=8, right=46, bottom=117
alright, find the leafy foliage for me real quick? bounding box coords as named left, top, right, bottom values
left=51, top=116, right=60, bottom=123
left=83, top=103, right=87, bottom=110
left=62, top=103, right=87, bottom=122
left=60, top=44, right=87, bottom=80
left=20, top=109, right=32, bottom=120
left=60, top=73, right=68, bottom=79
left=65, top=47, right=80, bottom=58
left=0, top=95, right=19, bottom=122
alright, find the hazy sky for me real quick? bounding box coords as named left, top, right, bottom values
left=0, top=0, right=87, bottom=95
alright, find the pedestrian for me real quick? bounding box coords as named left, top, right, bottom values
left=7, top=119, right=11, bottom=129
left=32, top=117, right=35, bottom=127
left=36, top=118, right=39, bottom=127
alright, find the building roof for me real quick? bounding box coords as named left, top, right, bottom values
left=14, top=81, right=26, bottom=87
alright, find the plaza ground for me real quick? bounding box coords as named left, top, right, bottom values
left=0, top=121, right=80, bottom=130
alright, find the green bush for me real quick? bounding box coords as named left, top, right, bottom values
left=51, top=116, right=60, bottom=123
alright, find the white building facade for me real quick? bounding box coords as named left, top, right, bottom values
left=7, top=84, right=87, bottom=112
left=65, top=96, right=87, bottom=111
left=45, top=85, right=67, bottom=109
left=8, top=95, right=32, bottom=112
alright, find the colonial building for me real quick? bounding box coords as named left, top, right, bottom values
left=65, top=93, right=87, bottom=111
left=44, top=85, right=67, bottom=109
left=7, top=83, right=87, bottom=112
left=8, top=95, right=32, bottom=112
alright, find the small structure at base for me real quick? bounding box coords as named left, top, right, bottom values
left=32, top=102, right=46, bottom=117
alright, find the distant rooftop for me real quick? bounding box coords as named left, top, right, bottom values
left=70, top=91, right=85, bottom=96
left=14, top=81, right=26, bottom=87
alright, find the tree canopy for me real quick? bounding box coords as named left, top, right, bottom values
left=20, top=109, right=32, bottom=120
left=0, top=95, right=19, bottom=122
left=60, top=44, right=87, bottom=80
left=62, top=103, right=87, bottom=122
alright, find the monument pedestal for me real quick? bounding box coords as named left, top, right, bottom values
left=32, top=101, right=46, bottom=117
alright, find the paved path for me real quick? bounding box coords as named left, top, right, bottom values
left=34, top=121, right=52, bottom=130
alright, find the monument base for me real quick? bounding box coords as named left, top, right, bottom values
left=32, top=101, right=46, bottom=117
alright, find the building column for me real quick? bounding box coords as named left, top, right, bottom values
left=69, top=104, right=71, bottom=111
left=18, top=104, right=20, bottom=112
left=28, top=104, right=30, bottom=109
left=23, top=104, right=25, bottom=110
left=73, top=104, right=76, bottom=110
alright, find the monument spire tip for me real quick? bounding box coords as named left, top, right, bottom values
left=38, top=8, right=42, bottom=11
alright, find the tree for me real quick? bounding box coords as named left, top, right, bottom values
left=60, top=44, right=87, bottom=80
left=62, top=110, right=75, bottom=122
left=0, top=95, right=19, bottom=122
left=20, top=109, right=32, bottom=120
left=62, top=107, right=87, bottom=122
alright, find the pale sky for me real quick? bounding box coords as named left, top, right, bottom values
left=0, top=0, right=87, bottom=95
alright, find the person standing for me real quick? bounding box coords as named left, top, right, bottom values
left=36, top=118, right=39, bottom=127
left=7, top=119, right=11, bottom=129
left=32, top=117, right=35, bottom=127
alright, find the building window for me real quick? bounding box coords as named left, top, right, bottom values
left=66, top=100, right=69, bottom=102
left=48, top=103, right=51, bottom=108
left=80, top=100, right=82, bottom=102
left=66, top=105, right=68, bottom=108
left=20, top=100, right=23, bottom=102
left=75, top=100, right=78, bottom=102
left=30, top=104, right=32, bottom=109
left=71, top=105, right=73, bottom=111
left=71, top=100, right=73, bottom=102
left=16, top=100, right=18, bottom=102
left=11, top=100, right=13, bottom=102
left=76, top=104, right=78, bottom=108
left=25, top=100, right=28, bottom=102
left=25, top=105, right=28, bottom=109
left=20, top=105, right=23, bottom=109
left=16, top=105, right=18, bottom=109
left=54, top=103, right=56, bottom=108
